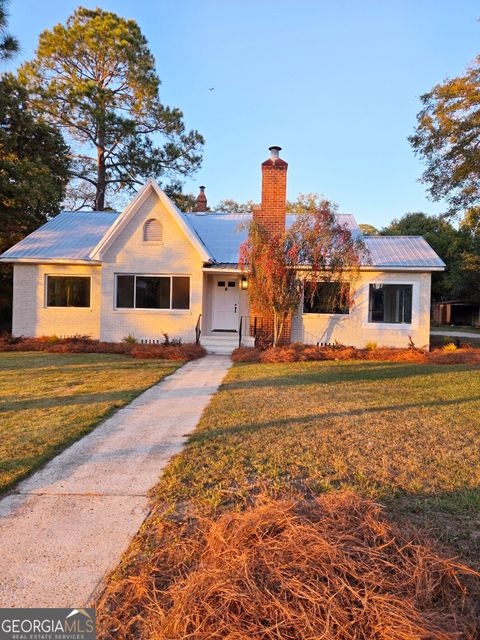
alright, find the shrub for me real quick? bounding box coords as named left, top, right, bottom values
left=37, top=335, right=60, bottom=344
left=365, top=341, right=377, bottom=350
left=122, top=334, right=138, bottom=345
left=130, top=343, right=205, bottom=361
left=0, top=333, right=24, bottom=345
left=163, top=333, right=182, bottom=346
left=443, top=342, right=458, bottom=352
left=231, top=346, right=261, bottom=363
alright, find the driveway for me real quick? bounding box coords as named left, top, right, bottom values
left=0, top=355, right=231, bottom=607
left=431, top=330, right=480, bottom=339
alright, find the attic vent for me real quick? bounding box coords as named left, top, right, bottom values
left=143, top=218, right=163, bottom=242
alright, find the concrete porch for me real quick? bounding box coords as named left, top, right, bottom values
left=200, top=269, right=254, bottom=353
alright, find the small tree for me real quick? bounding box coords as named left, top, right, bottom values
left=240, top=200, right=368, bottom=346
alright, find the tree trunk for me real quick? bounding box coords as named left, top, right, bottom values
left=95, top=127, right=106, bottom=210
left=273, top=310, right=286, bottom=347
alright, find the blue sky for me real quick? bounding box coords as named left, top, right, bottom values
left=6, top=0, right=479, bottom=226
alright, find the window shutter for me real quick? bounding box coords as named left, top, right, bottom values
left=143, top=219, right=163, bottom=242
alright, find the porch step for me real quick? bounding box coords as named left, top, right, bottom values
left=201, top=334, right=255, bottom=355
left=200, top=334, right=238, bottom=355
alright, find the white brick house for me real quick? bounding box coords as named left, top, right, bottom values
left=0, top=147, right=445, bottom=351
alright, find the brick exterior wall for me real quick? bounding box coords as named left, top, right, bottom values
left=195, top=186, right=208, bottom=212
left=12, top=263, right=101, bottom=338
left=100, top=190, right=204, bottom=343
left=254, top=149, right=288, bottom=236
left=291, top=271, right=432, bottom=350
left=252, top=147, right=291, bottom=344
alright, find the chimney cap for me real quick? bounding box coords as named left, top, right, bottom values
left=199, top=185, right=205, bottom=191
left=263, top=145, right=287, bottom=168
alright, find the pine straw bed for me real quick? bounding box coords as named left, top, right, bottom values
left=0, top=335, right=205, bottom=360
left=232, top=343, right=480, bottom=365
left=97, top=493, right=480, bottom=639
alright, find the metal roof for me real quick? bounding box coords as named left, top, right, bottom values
left=182, top=212, right=249, bottom=264
left=363, top=236, right=445, bottom=269
left=0, top=208, right=445, bottom=270
left=1, top=211, right=120, bottom=261
left=182, top=212, right=362, bottom=264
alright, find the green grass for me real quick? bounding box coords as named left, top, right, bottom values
left=153, top=359, right=480, bottom=563
left=0, top=352, right=181, bottom=493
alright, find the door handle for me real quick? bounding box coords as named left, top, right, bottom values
left=234, top=304, right=237, bottom=313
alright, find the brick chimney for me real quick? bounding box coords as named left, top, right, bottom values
left=195, top=185, right=207, bottom=212
left=254, top=146, right=288, bottom=235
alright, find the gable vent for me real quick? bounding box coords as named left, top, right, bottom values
left=143, top=218, right=163, bottom=242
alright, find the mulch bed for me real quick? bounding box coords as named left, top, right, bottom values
left=0, top=335, right=206, bottom=361
left=232, top=342, right=480, bottom=365
left=97, top=492, right=480, bottom=639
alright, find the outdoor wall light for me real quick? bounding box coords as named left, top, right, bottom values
left=241, top=276, right=248, bottom=290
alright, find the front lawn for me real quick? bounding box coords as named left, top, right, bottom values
left=97, top=358, right=480, bottom=635
left=0, top=352, right=181, bottom=493
left=155, top=360, right=480, bottom=554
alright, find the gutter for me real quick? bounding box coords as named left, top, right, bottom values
left=0, top=258, right=102, bottom=265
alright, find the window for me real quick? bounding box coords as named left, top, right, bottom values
left=143, top=218, right=163, bottom=242
left=303, top=282, right=349, bottom=314
left=368, top=284, right=412, bottom=324
left=46, top=276, right=90, bottom=308
left=116, top=275, right=190, bottom=310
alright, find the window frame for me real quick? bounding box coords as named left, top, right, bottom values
left=302, top=281, right=350, bottom=316
left=365, top=281, right=416, bottom=328
left=45, top=274, right=92, bottom=309
left=114, top=273, right=191, bottom=312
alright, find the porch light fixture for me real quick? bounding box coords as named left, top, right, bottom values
left=241, top=276, right=248, bottom=290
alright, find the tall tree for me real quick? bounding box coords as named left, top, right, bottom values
left=213, top=194, right=330, bottom=215
left=382, top=212, right=469, bottom=301
left=0, top=75, right=70, bottom=323
left=214, top=198, right=255, bottom=213
left=287, top=193, right=325, bottom=213
left=240, top=201, right=368, bottom=346
left=456, top=213, right=480, bottom=303
left=358, top=223, right=379, bottom=236
left=0, top=0, right=18, bottom=62
left=19, top=7, right=203, bottom=210
left=409, top=55, right=480, bottom=218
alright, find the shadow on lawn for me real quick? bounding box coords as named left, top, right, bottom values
left=0, top=389, right=139, bottom=412
left=190, top=393, right=480, bottom=444
left=0, top=352, right=131, bottom=371
left=222, top=361, right=476, bottom=391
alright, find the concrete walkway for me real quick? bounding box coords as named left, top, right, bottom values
left=0, top=355, right=231, bottom=608
left=431, top=330, right=480, bottom=339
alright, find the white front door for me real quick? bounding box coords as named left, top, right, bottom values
left=213, top=278, right=239, bottom=330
